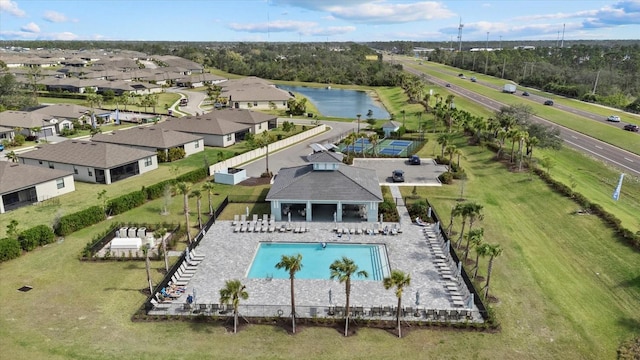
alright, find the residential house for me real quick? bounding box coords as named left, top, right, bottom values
left=220, top=76, right=292, bottom=110
left=0, top=111, right=51, bottom=138
left=18, top=140, right=158, bottom=184
left=209, top=108, right=278, bottom=135
left=266, top=151, right=383, bottom=222
left=381, top=120, right=402, bottom=137
left=153, top=116, right=250, bottom=147
left=0, top=126, right=15, bottom=143
left=31, top=104, right=92, bottom=135
left=91, top=127, right=204, bottom=159
left=0, top=162, right=75, bottom=214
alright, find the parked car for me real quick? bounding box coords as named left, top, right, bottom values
left=544, top=100, right=554, bottom=106
left=409, top=155, right=421, bottom=165
left=522, top=91, right=530, bottom=96
left=0, top=144, right=4, bottom=151
left=607, top=115, right=621, bottom=122
left=623, top=124, right=639, bottom=132
left=392, top=170, right=405, bottom=183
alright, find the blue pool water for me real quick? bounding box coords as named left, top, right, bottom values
left=247, top=242, right=388, bottom=281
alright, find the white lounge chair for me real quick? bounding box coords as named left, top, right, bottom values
left=232, top=214, right=239, bottom=226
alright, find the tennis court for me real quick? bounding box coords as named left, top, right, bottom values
left=340, top=138, right=418, bottom=157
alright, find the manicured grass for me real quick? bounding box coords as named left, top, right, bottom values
left=2, top=134, right=638, bottom=359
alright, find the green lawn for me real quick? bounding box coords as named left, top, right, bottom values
left=1, top=134, right=638, bottom=359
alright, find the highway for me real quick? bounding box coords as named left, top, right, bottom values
left=394, top=58, right=640, bottom=176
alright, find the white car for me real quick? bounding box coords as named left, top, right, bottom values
left=607, top=115, right=621, bottom=122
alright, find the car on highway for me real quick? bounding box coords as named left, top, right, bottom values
left=607, top=115, right=621, bottom=122
left=409, top=155, right=421, bottom=165
left=522, top=91, right=530, bottom=96
left=544, top=100, right=554, bottom=106
left=623, top=124, right=639, bottom=132
left=470, top=76, right=477, bottom=82
left=445, top=83, right=451, bottom=88
left=392, top=169, right=405, bottom=182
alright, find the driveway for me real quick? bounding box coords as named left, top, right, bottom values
left=353, top=158, right=446, bottom=186
left=166, top=87, right=208, bottom=116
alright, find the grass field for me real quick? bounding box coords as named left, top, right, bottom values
left=1, top=131, right=638, bottom=359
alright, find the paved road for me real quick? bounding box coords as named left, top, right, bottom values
left=166, top=87, right=208, bottom=116
left=392, top=58, right=640, bottom=176
left=241, top=119, right=358, bottom=177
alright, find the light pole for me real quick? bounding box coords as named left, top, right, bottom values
left=499, top=35, right=502, bottom=50
left=485, top=32, right=490, bottom=74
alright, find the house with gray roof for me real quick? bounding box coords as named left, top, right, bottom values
left=0, top=162, right=75, bottom=214
left=221, top=76, right=293, bottom=110
left=0, top=110, right=52, bottom=138
left=266, top=151, right=382, bottom=222
left=91, top=127, right=204, bottom=159
left=153, top=116, right=250, bottom=147
left=0, top=125, right=14, bottom=143
left=209, top=108, right=277, bottom=134
left=31, top=103, right=91, bottom=136
left=382, top=120, right=402, bottom=137
left=18, top=140, right=158, bottom=184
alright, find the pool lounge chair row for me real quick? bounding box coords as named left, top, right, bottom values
left=333, top=223, right=402, bottom=235
left=326, top=306, right=473, bottom=321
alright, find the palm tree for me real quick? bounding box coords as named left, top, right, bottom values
left=368, top=133, right=379, bottom=157
left=484, top=244, right=503, bottom=300
left=383, top=270, right=411, bottom=338
left=153, top=228, right=168, bottom=272
left=190, top=189, right=203, bottom=230
left=526, top=135, right=539, bottom=161
left=329, top=256, right=369, bottom=337
left=516, top=130, right=529, bottom=171
left=464, top=228, right=484, bottom=263
left=466, top=202, right=484, bottom=234
left=445, top=145, right=457, bottom=172
left=423, top=93, right=431, bottom=113
left=219, top=279, right=249, bottom=334
left=474, top=243, right=490, bottom=279
left=344, top=132, right=357, bottom=157
left=495, top=128, right=508, bottom=159
left=202, top=182, right=215, bottom=216
left=275, top=254, right=303, bottom=334
left=437, top=133, right=452, bottom=158
left=456, top=203, right=474, bottom=249
left=508, top=128, right=520, bottom=163
left=446, top=203, right=464, bottom=237
left=6, top=150, right=18, bottom=163
left=142, top=244, right=153, bottom=295
left=174, top=182, right=192, bottom=244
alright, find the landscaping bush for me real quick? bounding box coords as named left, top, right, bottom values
left=156, top=150, right=167, bottom=163
left=0, top=237, right=21, bottom=262
left=144, top=180, right=176, bottom=200
left=18, top=224, right=55, bottom=251
left=176, top=168, right=208, bottom=183
left=107, top=190, right=146, bottom=215
left=55, top=206, right=105, bottom=236
left=407, top=200, right=429, bottom=221
left=439, top=172, right=454, bottom=184
left=167, top=147, right=186, bottom=162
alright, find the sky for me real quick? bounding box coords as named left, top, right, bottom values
left=1, top=0, right=639, bottom=43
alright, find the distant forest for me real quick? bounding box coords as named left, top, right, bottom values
left=2, top=40, right=639, bottom=112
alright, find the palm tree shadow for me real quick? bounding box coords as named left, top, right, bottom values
left=617, top=317, right=640, bottom=332
left=617, top=275, right=640, bottom=290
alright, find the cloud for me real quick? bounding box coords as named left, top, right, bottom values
left=0, top=30, right=77, bottom=40
left=20, top=22, right=40, bottom=33
left=302, top=26, right=356, bottom=36
left=0, top=0, right=26, bottom=16
left=43, top=10, right=69, bottom=23
left=229, top=20, right=317, bottom=33
left=582, top=0, right=640, bottom=28
left=274, top=0, right=454, bottom=24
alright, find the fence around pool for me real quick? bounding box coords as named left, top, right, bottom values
left=341, top=139, right=419, bottom=157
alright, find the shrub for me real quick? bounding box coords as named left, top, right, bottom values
left=18, top=224, right=55, bottom=251
left=145, top=180, right=176, bottom=200
left=55, top=206, right=105, bottom=236
left=107, top=190, right=146, bottom=215
left=0, top=238, right=21, bottom=262
left=176, top=168, right=208, bottom=183
left=167, top=147, right=186, bottom=162
left=439, top=172, right=454, bottom=184
left=156, top=150, right=167, bottom=163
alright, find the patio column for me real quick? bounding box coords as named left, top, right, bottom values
left=336, top=202, right=343, bottom=222
left=306, top=201, right=312, bottom=222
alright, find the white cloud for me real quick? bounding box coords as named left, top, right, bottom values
left=21, top=22, right=40, bottom=33
left=43, top=10, right=69, bottom=23
left=229, top=20, right=317, bottom=33
left=303, top=26, right=356, bottom=36
left=324, top=1, right=455, bottom=23
left=0, top=0, right=26, bottom=17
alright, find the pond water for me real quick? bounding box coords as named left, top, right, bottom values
left=278, top=85, right=390, bottom=119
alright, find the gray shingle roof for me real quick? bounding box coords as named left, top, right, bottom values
left=18, top=140, right=156, bottom=169
left=91, top=127, right=202, bottom=149
left=221, top=77, right=293, bottom=102
left=0, top=162, right=72, bottom=194
left=266, top=164, right=382, bottom=202
left=31, top=104, right=91, bottom=119
left=0, top=110, right=49, bottom=128
left=208, top=109, right=277, bottom=125
left=306, top=151, right=344, bottom=163
left=154, top=117, right=250, bottom=136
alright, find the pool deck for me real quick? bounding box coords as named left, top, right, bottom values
left=153, top=188, right=481, bottom=322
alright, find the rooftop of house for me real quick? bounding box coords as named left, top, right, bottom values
left=91, top=127, right=202, bottom=148
left=0, top=162, right=73, bottom=194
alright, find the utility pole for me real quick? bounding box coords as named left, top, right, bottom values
left=484, top=32, right=489, bottom=74
left=457, top=18, right=464, bottom=52
left=561, top=23, right=565, bottom=48
left=501, top=58, right=506, bottom=78
left=592, top=70, right=601, bottom=95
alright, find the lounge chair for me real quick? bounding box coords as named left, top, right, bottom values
left=190, top=249, right=205, bottom=261
left=425, top=309, right=436, bottom=320
left=240, top=214, right=247, bottom=223
left=150, top=298, right=171, bottom=311
left=268, top=224, right=275, bottom=232
left=232, top=214, right=239, bottom=226
left=356, top=226, right=362, bottom=235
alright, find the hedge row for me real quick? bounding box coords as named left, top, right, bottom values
left=55, top=206, right=105, bottom=236
left=176, top=168, right=208, bottom=183
left=0, top=238, right=21, bottom=262
left=108, top=190, right=146, bottom=215
left=0, top=224, right=56, bottom=262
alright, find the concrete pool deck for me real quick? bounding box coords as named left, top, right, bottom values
left=154, top=191, right=482, bottom=322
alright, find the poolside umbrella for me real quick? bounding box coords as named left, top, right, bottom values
left=427, top=207, right=432, bottom=219
left=246, top=206, right=249, bottom=216
left=288, top=212, right=291, bottom=223
left=457, top=261, right=462, bottom=276
left=333, top=212, right=337, bottom=223
left=329, top=289, right=332, bottom=305
left=185, top=248, right=190, bottom=263
left=415, top=290, right=420, bottom=305
left=192, top=287, right=197, bottom=305
left=380, top=214, right=383, bottom=224
left=468, top=294, right=474, bottom=309
left=445, top=241, right=450, bottom=255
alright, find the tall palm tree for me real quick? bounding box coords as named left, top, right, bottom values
left=423, top=93, right=431, bottom=113
left=437, top=133, right=451, bottom=158
left=516, top=130, right=529, bottom=171
left=153, top=228, right=168, bottom=272
left=526, top=136, right=540, bottom=161
left=464, top=228, right=484, bottom=263
left=142, top=244, right=153, bottom=295
left=6, top=150, right=18, bottom=163
left=202, top=182, right=215, bottom=217
left=383, top=270, right=411, bottom=338
left=456, top=202, right=474, bottom=249
left=484, top=244, right=503, bottom=300
left=219, top=279, right=249, bottom=334
left=344, top=132, right=357, bottom=157
left=474, top=243, right=490, bottom=279
left=466, top=202, right=484, bottom=234
left=445, top=145, right=457, bottom=172
left=495, top=128, right=508, bottom=159
left=275, top=254, right=303, bottom=334
left=190, top=189, right=203, bottom=230
left=368, top=133, right=379, bottom=157
left=446, top=203, right=464, bottom=237
left=329, top=256, right=369, bottom=337
left=174, top=182, right=192, bottom=244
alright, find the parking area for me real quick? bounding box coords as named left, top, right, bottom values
left=353, top=158, right=448, bottom=186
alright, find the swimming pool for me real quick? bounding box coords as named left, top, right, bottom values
left=247, top=242, right=389, bottom=281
